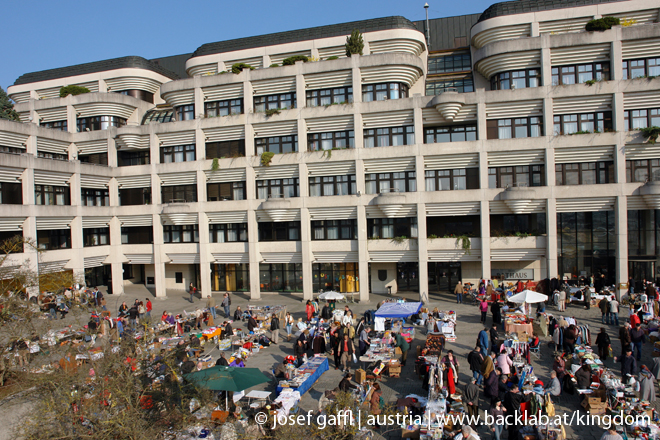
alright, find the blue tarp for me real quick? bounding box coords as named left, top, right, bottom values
left=374, top=301, right=422, bottom=318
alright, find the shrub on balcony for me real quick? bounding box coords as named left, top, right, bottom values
left=260, top=151, right=275, bottom=167
left=282, top=55, right=309, bottom=65
left=231, top=63, right=254, bottom=74
left=585, top=17, right=619, bottom=32
left=345, top=29, right=364, bottom=57
left=641, top=126, right=660, bottom=144
left=326, top=56, right=339, bottom=60
left=59, top=85, right=90, bottom=98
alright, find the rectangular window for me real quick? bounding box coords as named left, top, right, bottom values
left=37, top=151, right=68, bottom=161
left=488, top=165, right=545, bottom=189
left=424, top=125, right=477, bottom=143
left=119, top=188, right=151, bottom=206
left=207, top=182, right=245, bottom=201
left=362, top=83, right=409, bottom=102
left=555, top=161, right=614, bottom=186
left=623, top=108, right=660, bottom=131
left=160, top=144, right=196, bottom=163
left=311, top=219, right=357, bottom=240
left=312, top=263, right=358, bottom=293
left=121, top=226, right=153, bottom=244
left=37, top=229, right=71, bottom=250
left=309, top=175, right=356, bottom=196
left=365, top=172, right=416, bottom=194
left=367, top=218, right=418, bottom=239
left=425, top=78, right=474, bottom=94
left=256, top=178, right=299, bottom=199
left=35, top=185, right=70, bottom=205
left=553, top=112, right=612, bottom=135
left=258, top=221, right=300, bottom=241
left=81, top=188, right=109, bottom=206
left=425, top=168, right=479, bottom=191
left=83, top=228, right=110, bottom=247
left=205, top=140, right=245, bottom=158
left=623, top=58, right=660, bottom=80
left=161, top=184, right=197, bottom=203
left=255, top=135, right=298, bottom=154
left=626, top=159, right=660, bottom=183
left=486, top=118, right=542, bottom=139
left=307, top=131, right=354, bottom=151
left=40, top=120, right=67, bottom=131
left=175, top=105, right=195, bottom=121
left=211, top=263, right=250, bottom=291
left=254, top=93, right=296, bottom=112
left=259, top=263, right=303, bottom=292
left=364, top=126, right=414, bottom=148
left=79, top=153, right=108, bottom=166
left=209, top=223, right=248, bottom=243
left=490, top=213, right=546, bottom=236
left=0, top=182, right=22, bottom=205
left=428, top=53, right=471, bottom=74
left=490, top=69, right=540, bottom=90
left=77, top=116, right=126, bottom=132
left=163, top=225, right=199, bottom=243
left=118, top=150, right=150, bottom=167
left=552, top=63, right=610, bottom=85
left=204, top=98, right=243, bottom=117
left=306, top=87, right=353, bottom=107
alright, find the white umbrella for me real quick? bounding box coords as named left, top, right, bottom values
left=508, top=289, right=548, bottom=304
left=319, top=290, right=344, bottom=301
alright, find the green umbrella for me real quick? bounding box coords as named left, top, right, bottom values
left=184, top=366, right=269, bottom=392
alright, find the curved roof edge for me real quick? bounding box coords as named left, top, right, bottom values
left=14, top=56, right=180, bottom=86
left=191, top=16, right=421, bottom=59
left=477, top=0, right=629, bottom=23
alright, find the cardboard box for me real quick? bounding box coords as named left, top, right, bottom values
left=401, top=427, right=420, bottom=439
left=395, top=347, right=403, bottom=355
left=355, top=369, right=366, bottom=384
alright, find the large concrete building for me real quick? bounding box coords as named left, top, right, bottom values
left=2, top=0, right=659, bottom=300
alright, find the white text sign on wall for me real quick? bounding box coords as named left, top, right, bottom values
left=491, top=270, right=533, bottom=280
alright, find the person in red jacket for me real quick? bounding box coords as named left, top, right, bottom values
left=145, top=298, right=152, bottom=320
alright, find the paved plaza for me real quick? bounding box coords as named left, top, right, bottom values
left=92, top=286, right=656, bottom=440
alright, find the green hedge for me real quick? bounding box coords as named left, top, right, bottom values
left=282, top=55, right=309, bottom=65
left=231, top=63, right=254, bottom=74
left=59, top=85, right=90, bottom=98
left=585, top=16, right=620, bottom=31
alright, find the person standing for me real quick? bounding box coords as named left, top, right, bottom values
left=484, top=369, right=501, bottom=408
left=338, top=333, right=355, bottom=373
left=609, top=296, right=619, bottom=326
left=490, top=324, right=500, bottom=352
left=359, top=325, right=371, bottom=357
left=616, top=348, right=637, bottom=382
left=491, top=301, right=502, bottom=325
left=479, top=299, right=489, bottom=324
left=478, top=327, right=490, bottom=355
left=489, top=399, right=506, bottom=440
left=284, top=312, right=294, bottom=341
left=467, top=346, right=485, bottom=385
left=221, top=293, right=230, bottom=318
left=189, top=282, right=196, bottom=303
left=206, top=295, right=216, bottom=320
left=599, top=297, right=609, bottom=324
left=306, top=300, right=314, bottom=322
left=145, top=298, right=152, bottom=320
left=595, top=327, right=611, bottom=362
left=558, top=288, right=566, bottom=312
left=619, top=322, right=632, bottom=356
left=455, top=281, right=463, bottom=304
left=503, top=385, right=530, bottom=440
left=630, top=323, right=646, bottom=361
left=464, top=378, right=480, bottom=424
left=270, top=313, right=280, bottom=345
left=584, top=286, right=592, bottom=310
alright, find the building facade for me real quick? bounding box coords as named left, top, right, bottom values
left=2, top=1, right=659, bottom=300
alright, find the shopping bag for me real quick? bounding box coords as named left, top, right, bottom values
left=546, top=396, right=555, bottom=417
left=352, top=353, right=358, bottom=363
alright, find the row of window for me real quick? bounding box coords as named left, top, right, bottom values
left=18, top=160, right=660, bottom=208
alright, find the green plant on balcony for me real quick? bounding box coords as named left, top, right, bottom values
left=345, top=29, right=364, bottom=57
left=264, top=108, right=282, bottom=117
left=455, top=235, right=471, bottom=255
left=282, top=55, right=309, bottom=65
left=326, top=56, right=339, bottom=60
left=260, top=151, right=275, bottom=167
left=585, top=16, right=620, bottom=32
left=59, top=85, right=90, bottom=98
left=269, top=63, right=280, bottom=68
left=641, top=126, right=660, bottom=144
left=211, top=157, right=219, bottom=171
left=569, top=130, right=594, bottom=135
left=428, top=234, right=438, bottom=240
left=231, top=63, right=254, bottom=74
left=391, top=236, right=407, bottom=244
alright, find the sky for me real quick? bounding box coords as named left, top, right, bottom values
left=1, top=0, right=495, bottom=93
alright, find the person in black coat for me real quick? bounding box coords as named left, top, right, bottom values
left=484, top=368, right=500, bottom=407
left=491, top=301, right=502, bottom=325
left=617, top=348, right=637, bottom=380
left=223, top=321, right=233, bottom=340
left=595, top=327, right=611, bottom=361
left=247, top=316, right=258, bottom=333
left=338, top=373, right=357, bottom=392
left=467, top=347, right=485, bottom=385
left=489, top=325, right=499, bottom=351
left=215, top=353, right=229, bottom=366
left=498, top=372, right=509, bottom=402
left=503, top=384, right=531, bottom=440
left=575, top=362, right=592, bottom=390
left=293, top=340, right=306, bottom=367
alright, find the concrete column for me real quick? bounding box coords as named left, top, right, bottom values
left=67, top=101, right=77, bottom=134
left=480, top=200, right=491, bottom=279
left=69, top=216, right=85, bottom=284
left=247, top=207, right=261, bottom=301
left=530, top=22, right=540, bottom=38
left=108, top=136, right=118, bottom=168
left=194, top=85, right=204, bottom=120
left=478, top=151, right=489, bottom=192
left=22, top=217, right=39, bottom=298
left=152, top=212, right=166, bottom=298
left=612, top=92, right=625, bottom=136
left=545, top=147, right=556, bottom=187
left=476, top=92, right=487, bottom=141
left=546, top=198, right=558, bottom=279
left=196, top=128, right=206, bottom=161
left=69, top=166, right=81, bottom=206
left=357, top=204, right=370, bottom=303
left=355, top=158, right=365, bottom=195
left=353, top=113, right=364, bottom=153
left=351, top=57, right=362, bottom=104
left=296, top=66, right=306, bottom=110
left=108, top=217, right=124, bottom=295
left=611, top=40, right=623, bottom=81
left=300, top=206, right=313, bottom=301
left=21, top=167, right=35, bottom=206
left=416, top=202, right=429, bottom=303
left=540, top=47, right=552, bottom=88
left=25, top=134, right=37, bottom=156
left=297, top=119, right=307, bottom=154
left=198, top=212, right=212, bottom=297
left=108, top=178, right=119, bottom=207
left=197, top=170, right=207, bottom=204
left=542, top=97, right=553, bottom=137
left=615, top=196, right=629, bottom=300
